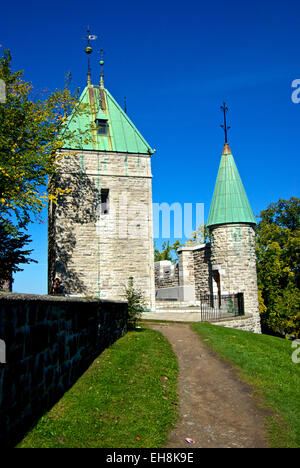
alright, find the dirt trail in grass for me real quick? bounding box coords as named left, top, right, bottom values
left=149, top=322, right=270, bottom=448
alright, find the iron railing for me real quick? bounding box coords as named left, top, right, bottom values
left=199, top=293, right=244, bottom=322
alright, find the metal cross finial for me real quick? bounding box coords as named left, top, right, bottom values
left=220, top=101, right=230, bottom=143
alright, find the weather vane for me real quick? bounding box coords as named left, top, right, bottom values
left=220, top=101, right=230, bottom=143
left=84, top=26, right=98, bottom=83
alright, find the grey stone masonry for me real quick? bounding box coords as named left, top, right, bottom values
left=177, top=244, right=212, bottom=299
left=155, top=260, right=179, bottom=289
left=192, top=245, right=212, bottom=299
left=48, top=149, right=156, bottom=310
left=209, top=223, right=261, bottom=333
left=177, top=247, right=195, bottom=288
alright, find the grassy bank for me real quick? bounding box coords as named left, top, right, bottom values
left=191, top=322, right=300, bottom=448
left=18, top=328, right=179, bottom=448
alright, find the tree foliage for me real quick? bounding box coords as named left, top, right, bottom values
left=153, top=226, right=209, bottom=263
left=0, top=49, right=90, bottom=281
left=154, top=240, right=182, bottom=263
left=185, top=225, right=209, bottom=246
left=256, top=197, right=300, bottom=338
left=0, top=220, right=37, bottom=286
left=0, top=49, right=88, bottom=228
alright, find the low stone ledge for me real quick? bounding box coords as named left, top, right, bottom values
left=0, top=292, right=126, bottom=305
left=209, top=313, right=252, bottom=323
left=213, top=313, right=262, bottom=333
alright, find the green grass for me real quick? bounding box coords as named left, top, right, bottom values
left=18, top=328, right=179, bottom=448
left=191, top=322, right=300, bottom=448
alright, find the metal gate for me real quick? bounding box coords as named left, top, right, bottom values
left=199, top=293, right=244, bottom=321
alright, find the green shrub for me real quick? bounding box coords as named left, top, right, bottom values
left=124, top=277, right=146, bottom=329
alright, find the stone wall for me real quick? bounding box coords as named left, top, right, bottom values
left=0, top=293, right=127, bottom=447
left=49, top=149, right=155, bottom=310
left=178, top=248, right=195, bottom=288
left=176, top=244, right=212, bottom=300
left=155, top=245, right=212, bottom=301
left=213, top=314, right=262, bottom=334
left=154, top=261, right=179, bottom=289
left=192, top=245, right=212, bottom=299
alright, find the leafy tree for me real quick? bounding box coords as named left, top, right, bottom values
left=0, top=49, right=88, bottom=229
left=154, top=240, right=182, bottom=263
left=185, top=225, right=209, bottom=246
left=153, top=225, right=209, bottom=264
left=0, top=220, right=37, bottom=288
left=255, top=197, right=300, bottom=337
left=154, top=241, right=172, bottom=262
left=0, top=49, right=90, bottom=282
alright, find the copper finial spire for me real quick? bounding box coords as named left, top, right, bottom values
left=99, top=48, right=105, bottom=87
left=84, top=26, right=97, bottom=84
left=220, top=101, right=230, bottom=144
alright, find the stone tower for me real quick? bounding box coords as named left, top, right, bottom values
left=48, top=59, right=156, bottom=310
left=206, top=142, right=261, bottom=333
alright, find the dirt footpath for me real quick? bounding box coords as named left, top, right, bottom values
left=149, top=322, right=270, bottom=448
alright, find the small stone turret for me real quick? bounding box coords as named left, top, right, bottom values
left=206, top=143, right=261, bottom=333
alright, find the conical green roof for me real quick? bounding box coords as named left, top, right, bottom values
left=63, top=83, right=154, bottom=154
left=206, top=143, right=256, bottom=227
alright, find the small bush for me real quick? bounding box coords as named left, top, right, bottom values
left=125, top=277, right=146, bottom=330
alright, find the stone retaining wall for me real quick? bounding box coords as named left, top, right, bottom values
left=0, top=293, right=127, bottom=447
left=213, top=314, right=262, bottom=334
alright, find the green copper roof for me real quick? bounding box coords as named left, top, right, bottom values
left=206, top=143, right=256, bottom=227
left=63, top=84, right=154, bottom=154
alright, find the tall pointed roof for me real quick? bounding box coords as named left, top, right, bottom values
left=206, top=143, right=256, bottom=227
left=63, top=83, right=154, bottom=154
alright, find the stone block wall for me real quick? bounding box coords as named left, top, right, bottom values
left=192, top=245, right=212, bottom=299
left=0, top=294, right=127, bottom=447
left=178, top=248, right=195, bottom=288
left=155, top=245, right=212, bottom=301
left=154, top=261, right=179, bottom=289
left=213, top=314, right=262, bottom=334
left=176, top=244, right=212, bottom=300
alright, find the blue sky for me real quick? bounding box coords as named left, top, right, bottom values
left=1, top=0, right=299, bottom=294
